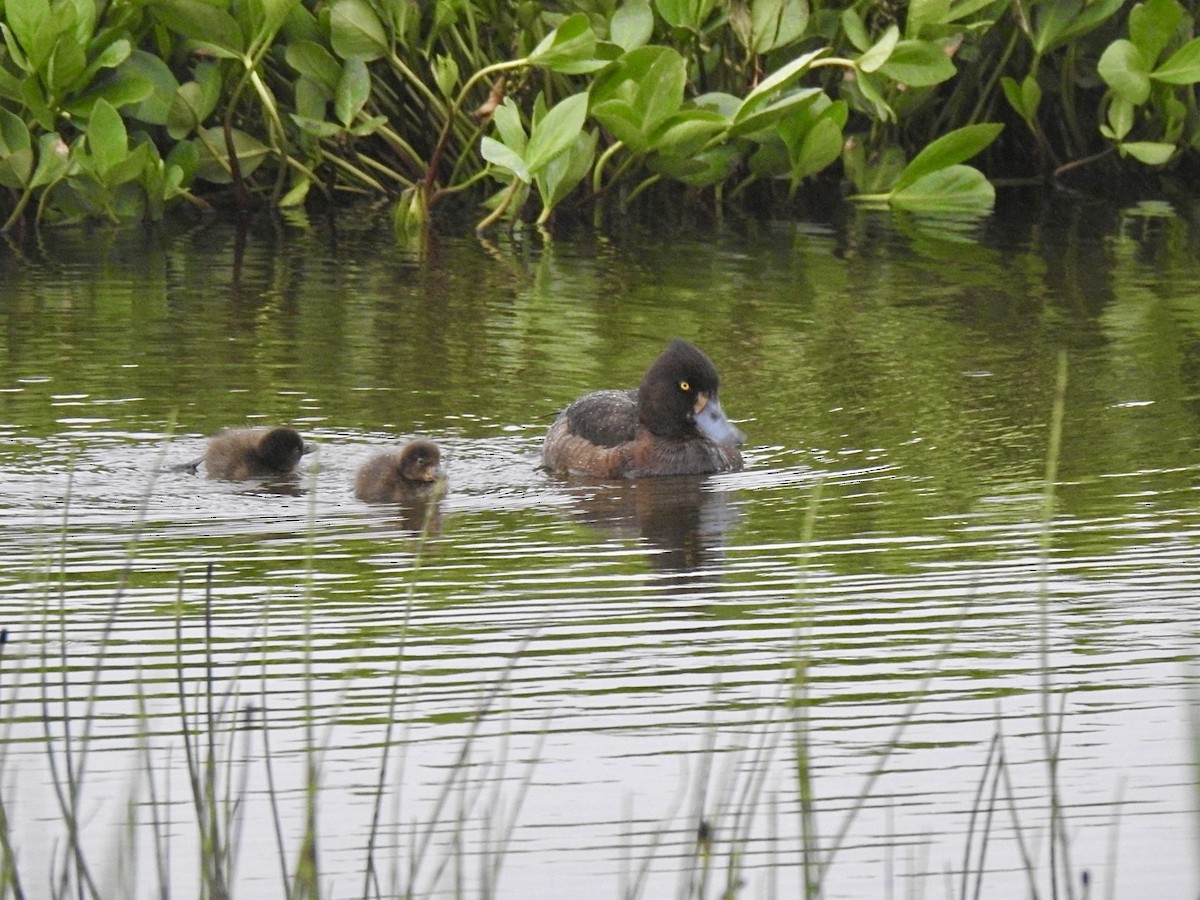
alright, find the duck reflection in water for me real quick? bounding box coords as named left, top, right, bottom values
left=560, top=475, right=743, bottom=573
left=355, top=439, right=445, bottom=534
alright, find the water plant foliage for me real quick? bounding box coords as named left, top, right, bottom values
left=0, top=0, right=1198, bottom=231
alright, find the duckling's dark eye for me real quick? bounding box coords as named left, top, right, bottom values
left=679, top=380, right=690, bottom=392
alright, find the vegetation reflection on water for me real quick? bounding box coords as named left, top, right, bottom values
left=1, top=199, right=1199, bottom=898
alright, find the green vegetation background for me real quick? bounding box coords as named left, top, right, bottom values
left=1, top=0, right=1198, bottom=233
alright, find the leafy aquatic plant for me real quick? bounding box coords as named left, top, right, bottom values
left=0, top=0, right=1198, bottom=232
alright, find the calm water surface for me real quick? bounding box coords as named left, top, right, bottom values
left=1, top=198, right=1199, bottom=898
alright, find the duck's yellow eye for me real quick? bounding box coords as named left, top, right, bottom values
left=679, top=380, right=690, bottom=392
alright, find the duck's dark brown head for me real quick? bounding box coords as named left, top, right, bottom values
left=398, top=439, right=442, bottom=483
left=637, top=339, right=745, bottom=446
left=256, top=427, right=309, bottom=472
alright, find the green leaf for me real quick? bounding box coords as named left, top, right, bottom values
left=290, top=114, right=342, bottom=138
left=0, top=107, right=32, bottom=187
left=5, top=0, right=47, bottom=64
left=537, top=128, right=597, bottom=217
left=123, top=51, right=180, bottom=126
left=192, top=126, right=270, bottom=183
left=893, top=122, right=1002, bottom=191
left=432, top=54, right=459, bottom=99
left=87, top=98, right=127, bottom=179
left=1106, top=97, right=1134, bottom=141
left=481, top=135, right=531, bottom=183
left=730, top=87, right=822, bottom=138
left=525, top=92, right=589, bottom=175
left=167, top=81, right=208, bottom=139
left=528, top=13, right=605, bottom=74
left=1034, top=0, right=1124, bottom=54
left=152, top=0, right=245, bottom=57
left=906, top=0, right=950, bottom=37
left=492, top=98, right=527, bottom=155
left=1001, top=74, right=1041, bottom=125
left=857, top=24, right=899, bottom=74
left=745, top=47, right=827, bottom=106
left=1098, top=39, right=1151, bottom=104
left=611, top=0, right=653, bottom=51
left=29, top=132, right=71, bottom=188
left=48, top=35, right=88, bottom=93
left=655, top=0, right=719, bottom=31
left=1152, top=36, right=1200, bottom=85
left=746, top=0, right=808, bottom=54
left=1120, top=141, right=1176, bottom=164
left=790, top=113, right=843, bottom=182
left=1130, top=0, right=1183, bottom=65
left=335, top=57, right=370, bottom=127
left=840, top=8, right=870, bottom=53
left=286, top=40, right=341, bottom=93
left=650, top=108, right=727, bottom=157
left=890, top=165, right=995, bottom=211
left=878, top=39, right=957, bottom=86
left=329, top=0, right=389, bottom=61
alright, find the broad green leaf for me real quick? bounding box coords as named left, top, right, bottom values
left=192, top=126, right=270, bottom=183
left=104, top=139, right=153, bottom=187
left=746, top=0, right=808, bottom=54
left=1098, top=39, right=1151, bottom=104
left=1152, top=36, right=1200, bottom=85
left=729, top=87, right=822, bottom=137
left=481, top=135, right=531, bottom=183
left=650, top=108, right=727, bottom=156
left=286, top=40, right=341, bottom=93
left=857, top=24, right=899, bottom=74
left=893, top=122, right=1002, bottom=191
left=525, top=92, right=589, bottom=174
left=123, top=51, right=179, bottom=126
left=537, top=128, right=597, bottom=216
left=878, top=39, right=957, bottom=86
left=611, top=0, right=653, bottom=50
left=651, top=144, right=738, bottom=186
left=244, top=0, right=299, bottom=46
left=87, top=98, right=127, bottom=178
left=29, top=132, right=71, bottom=188
left=330, top=0, right=389, bottom=61
left=906, top=0, right=950, bottom=37
left=492, top=98, right=527, bottom=154
left=635, top=48, right=688, bottom=131
left=590, top=99, right=649, bottom=151
left=890, top=164, right=995, bottom=211
left=852, top=69, right=894, bottom=121
left=1130, top=0, right=1183, bottom=65
left=1034, top=0, right=1123, bottom=54
left=0, top=107, right=32, bottom=187
left=1105, top=97, right=1134, bottom=141
left=152, top=0, right=245, bottom=57
left=48, top=35, right=88, bottom=93
left=790, top=113, right=843, bottom=182
left=1120, top=141, right=1176, bottom=164
left=5, top=0, right=47, bottom=62
left=167, top=81, right=207, bottom=139
left=335, top=57, right=370, bottom=127
left=841, top=8, right=870, bottom=53
left=528, top=13, right=605, bottom=74
left=655, top=0, right=719, bottom=31
left=745, top=48, right=827, bottom=106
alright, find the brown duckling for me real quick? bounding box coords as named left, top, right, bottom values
left=203, top=426, right=312, bottom=481
left=354, top=439, right=443, bottom=503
